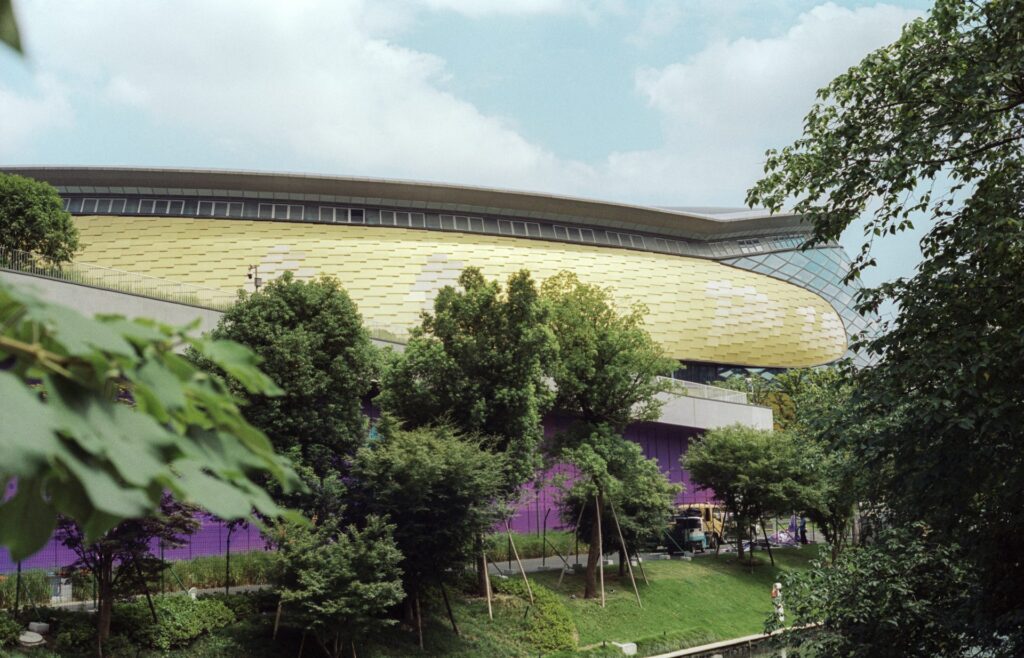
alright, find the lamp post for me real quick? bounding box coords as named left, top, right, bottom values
left=247, top=264, right=262, bottom=291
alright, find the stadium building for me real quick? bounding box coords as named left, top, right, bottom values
left=1, top=166, right=866, bottom=539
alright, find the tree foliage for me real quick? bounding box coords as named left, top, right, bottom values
left=379, top=267, right=554, bottom=493
left=57, top=496, right=199, bottom=644
left=685, top=425, right=814, bottom=559
left=0, top=173, right=79, bottom=264
left=0, top=0, right=21, bottom=53
left=274, top=517, right=404, bottom=658
left=773, top=526, right=980, bottom=658
left=560, top=431, right=679, bottom=573
left=0, top=281, right=302, bottom=562
left=194, top=272, right=377, bottom=480
left=747, top=0, right=1024, bottom=643
left=348, top=419, right=503, bottom=600
left=542, top=271, right=674, bottom=432
left=542, top=272, right=677, bottom=598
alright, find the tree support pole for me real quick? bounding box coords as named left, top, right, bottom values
left=595, top=493, right=605, bottom=608
left=482, top=551, right=493, bottom=620
left=506, top=522, right=533, bottom=603
left=415, top=590, right=424, bottom=650
left=761, top=521, right=775, bottom=566
left=439, top=580, right=460, bottom=636
left=273, top=600, right=283, bottom=640
left=610, top=501, right=642, bottom=608
left=134, top=556, right=158, bottom=624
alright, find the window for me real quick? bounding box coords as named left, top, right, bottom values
left=319, top=207, right=365, bottom=223
left=498, top=220, right=542, bottom=237
left=258, top=203, right=304, bottom=220
left=62, top=198, right=70, bottom=211
left=139, top=199, right=186, bottom=215
left=605, top=231, right=646, bottom=248
left=80, top=198, right=127, bottom=214
left=553, top=225, right=596, bottom=243
left=197, top=201, right=243, bottom=218
left=736, top=238, right=762, bottom=254
left=440, top=215, right=484, bottom=232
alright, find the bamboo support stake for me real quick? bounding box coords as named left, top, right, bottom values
left=273, top=600, right=283, bottom=640
left=610, top=501, right=642, bottom=609
left=506, top=522, right=534, bottom=603
left=481, top=552, right=493, bottom=622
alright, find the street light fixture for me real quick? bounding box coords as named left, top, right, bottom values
left=247, top=264, right=262, bottom=291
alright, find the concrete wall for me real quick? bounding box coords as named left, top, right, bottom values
left=1, top=270, right=223, bottom=334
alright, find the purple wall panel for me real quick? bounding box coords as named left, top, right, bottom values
left=3, top=412, right=713, bottom=571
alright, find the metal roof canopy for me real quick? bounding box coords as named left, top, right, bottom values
left=2, top=166, right=810, bottom=240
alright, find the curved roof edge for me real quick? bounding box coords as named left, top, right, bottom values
left=1, top=165, right=809, bottom=240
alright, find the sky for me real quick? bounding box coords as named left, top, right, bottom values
left=0, top=0, right=933, bottom=286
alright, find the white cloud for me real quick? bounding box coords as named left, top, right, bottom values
left=605, top=3, right=922, bottom=204
left=16, top=0, right=585, bottom=189
left=416, top=0, right=620, bottom=18
left=0, top=74, right=72, bottom=157
left=7, top=1, right=922, bottom=207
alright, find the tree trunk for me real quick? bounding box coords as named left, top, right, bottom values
left=475, top=535, right=488, bottom=596
left=97, top=561, right=114, bottom=644
left=583, top=494, right=603, bottom=599
left=618, top=548, right=626, bottom=577
left=736, top=517, right=745, bottom=561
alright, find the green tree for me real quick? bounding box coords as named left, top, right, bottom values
left=560, top=435, right=679, bottom=577
left=379, top=267, right=554, bottom=493
left=348, top=419, right=503, bottom=635
left=274, top=516, right=404, bottom=658
left=378, top=267, right=554, bottom=594
left=542, top=271, right=677, bottom=598
left=0, top=173, right=79, bottom=264
left=0, top=281, right=302, bottom=561
left=57, top=496, right=199, bottom=645
left=192, top=272, right=377, bottom=514
left=1, top=0, right=21, bottom=53
left=773, top=525, right=975, bottom=658
left=684, top=425, right=813, bottom=562
left=747, top=0, right=1024, bottom=645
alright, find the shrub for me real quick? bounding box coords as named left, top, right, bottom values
left=53, top=618, right=96, bottom=654
left=0, top=611, right=21, bottom=648
left=198, top=593, right=258, bottom=621
left=0, top=570, right=52, bottom=609
left=493, top=579, right=577, bottom=653
left=114, top=595, right=235, bottom=650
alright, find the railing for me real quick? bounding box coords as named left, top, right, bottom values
left=0, top=246, right=238, bottom=310
left=660, top=376, right=749, bottom=404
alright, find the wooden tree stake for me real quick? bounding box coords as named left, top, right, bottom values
left=506, top=522, right=534, bottom=603
left=273, top=600, right=283, bottom=640
left=609, top=501, right=642, bottom=608
left=482, top=551, right=494, bottom=620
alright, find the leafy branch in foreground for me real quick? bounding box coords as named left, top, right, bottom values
left=0, top=281, right=304, bottom=560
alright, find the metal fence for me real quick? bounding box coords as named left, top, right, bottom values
left=660, top=376, right=749, bottom=404
left=0, top=246, right=238, bottom=310
left=0, top=517, right=272, bottom=606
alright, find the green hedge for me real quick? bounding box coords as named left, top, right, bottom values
left=114, top=595, right=235, bottom=650
left=0, top=570, right=52, bottom=609
left=493, top=578, right=577, bottom=653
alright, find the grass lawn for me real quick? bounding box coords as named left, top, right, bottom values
left=534, top=545, right=821, bottom=655
left=21, top=545, right=819, bottom=657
